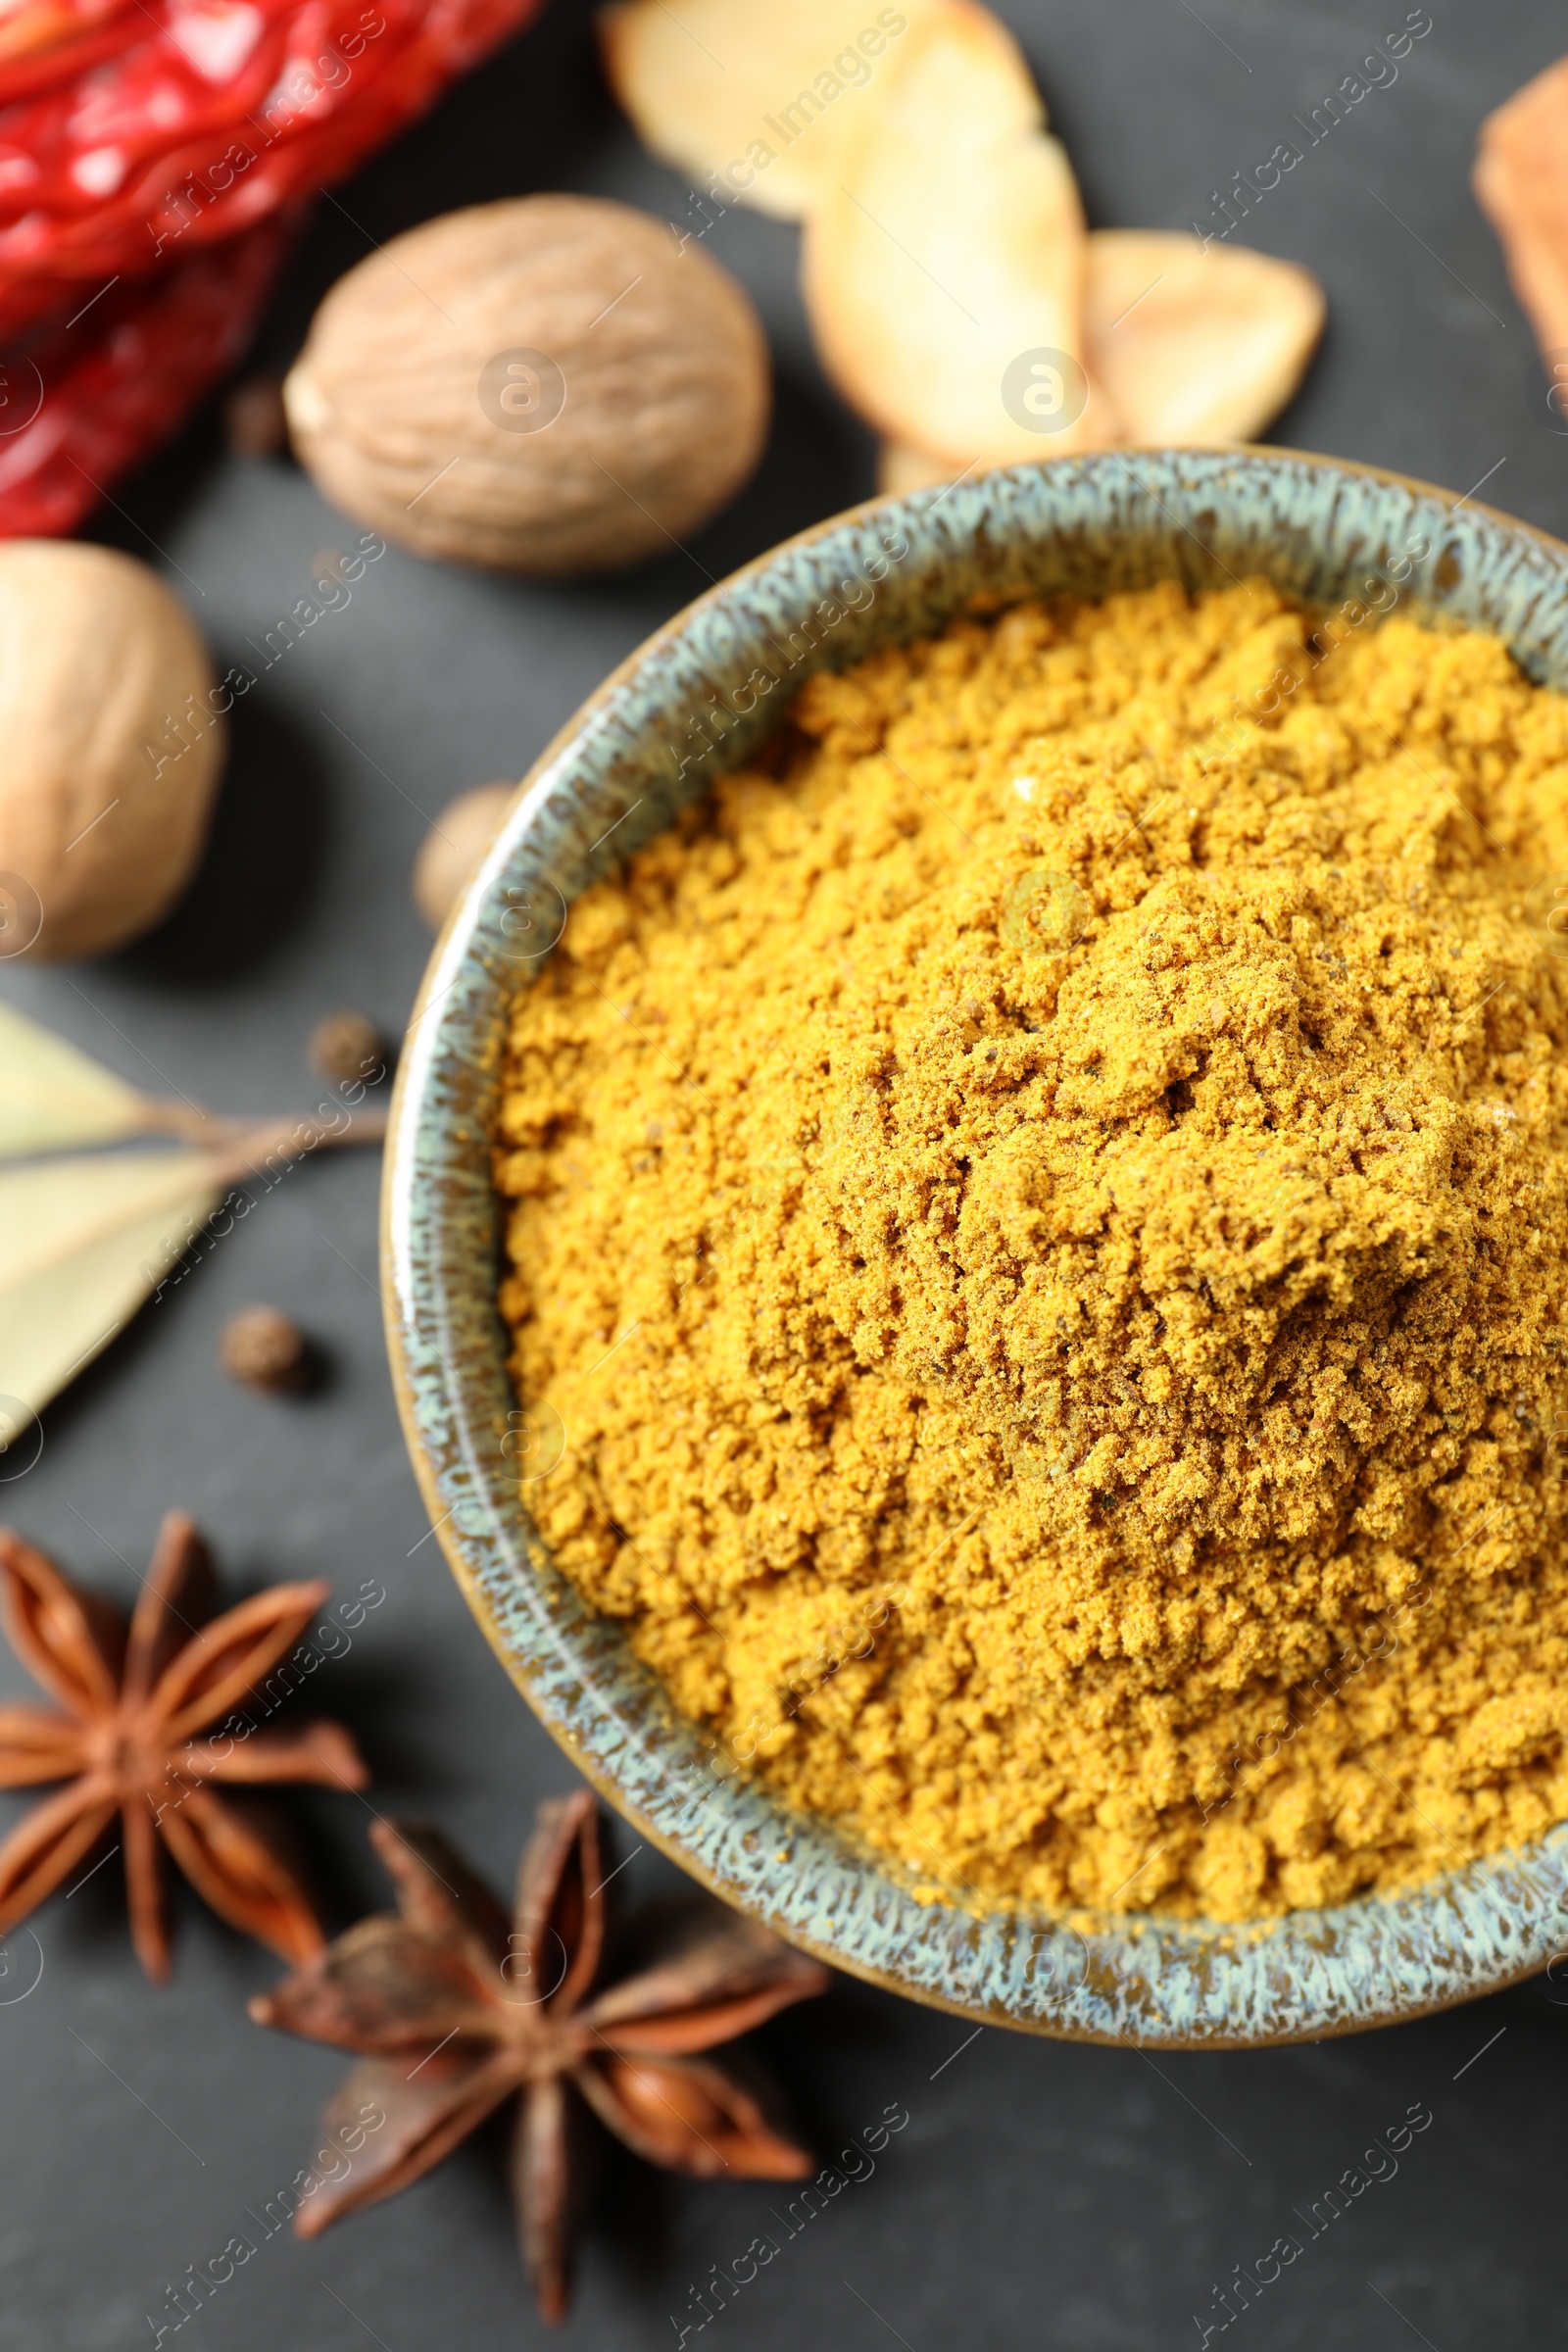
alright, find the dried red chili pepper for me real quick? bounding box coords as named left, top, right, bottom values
left=0, top=0, right=544, bottom=343
left=0, top=209, right=293, bottom=535
left=0, top=0, right=545, bottom=531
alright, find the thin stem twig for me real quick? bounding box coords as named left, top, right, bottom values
left=205, top=1109, right=388, bottom=1187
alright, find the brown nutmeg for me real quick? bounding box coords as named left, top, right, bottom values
left=309, top=1007, right=388, bottom=1086
left=0, top=541, right=224, bottom=959
left=413, top=782, right=512, bottom=930
left=220, top=1305, right=312, bottom=1395
left=283, top=195, right=770, bottom=576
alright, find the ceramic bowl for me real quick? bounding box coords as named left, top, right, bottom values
left=384, top=447, right=1568, bottom=2048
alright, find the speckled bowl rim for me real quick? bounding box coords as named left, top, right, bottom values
left=383, top=445, right=1568, bottom=2048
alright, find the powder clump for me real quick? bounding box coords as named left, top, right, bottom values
left=495, top=578, right=1568, bottom=1919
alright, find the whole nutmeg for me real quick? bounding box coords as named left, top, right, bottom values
left=220, top=1305, right=313, bottom=1395
left=0, top=542, right=224, bottom=959
left=283, top=195, right=770, bottom=575
left=413, top=782, right=512, bottom=930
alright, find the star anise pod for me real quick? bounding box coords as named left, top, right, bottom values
left=250, top=1795, right=831, bottom=2321
left=0, top=1512, right=369, bottom=1979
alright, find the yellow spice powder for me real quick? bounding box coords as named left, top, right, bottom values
left=495, top=577, right=1568, bottom=1920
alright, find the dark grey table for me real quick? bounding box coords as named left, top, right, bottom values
left=3, top=3, right=1565, bottom=2345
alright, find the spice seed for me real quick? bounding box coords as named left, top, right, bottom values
left=221, top=1304, right=313, bottom=1395
left=309, top=1007, right=388, bottom=1087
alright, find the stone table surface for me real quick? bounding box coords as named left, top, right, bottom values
left=2, top=2, right=1565, bottom=2346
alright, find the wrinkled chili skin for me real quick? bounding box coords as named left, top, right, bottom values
left=0, top=209, right=295, bottom=536
left=0, top=0, right=544, bottom=339
left=0, top=0, right=545, bottom=531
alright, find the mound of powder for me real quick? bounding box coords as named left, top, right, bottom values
left=495, top=578, right=1568, bottom=1918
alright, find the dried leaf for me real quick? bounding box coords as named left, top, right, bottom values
left=0, top=1150, right=221, bottom=1422
left=598, top=0, right=950, bottom=223
left=803, top=2, right=1111, bottom=463
left=0, top=991, right=384, bottom=1425
left=0, top=998, right=159, bottom=1160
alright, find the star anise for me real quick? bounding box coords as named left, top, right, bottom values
left=250, top=1794, right=830, bottom=2321
left=0, top=1512, right=369, bottom=1980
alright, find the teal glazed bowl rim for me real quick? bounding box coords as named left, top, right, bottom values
left=383, top=446, right=1568, bottom=2049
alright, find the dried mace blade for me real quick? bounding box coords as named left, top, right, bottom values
left=250, top=1794, right=831, bottom=2323
left=0, top=1512, right=369, bottom=1980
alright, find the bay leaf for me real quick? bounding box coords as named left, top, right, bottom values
left=0, top=997, right=157, bottom=1159
left=0, top=1150, right=222, bottom=1423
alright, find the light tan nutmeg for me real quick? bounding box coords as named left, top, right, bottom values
left=283, top=195, right=771, bottom=576
left=0, top=541, right=224, bottom=960
left=412, top=782, right=512, bottom=930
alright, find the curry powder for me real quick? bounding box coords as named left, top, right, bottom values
left=495, top=579, right=1568, bottom=1918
